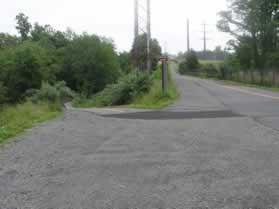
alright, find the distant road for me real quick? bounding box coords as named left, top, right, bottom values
left=1, top=66, right=279, bottom=208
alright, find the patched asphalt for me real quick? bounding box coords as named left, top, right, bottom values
left=103, top=110, right=242, bottom=120
left=1, top=68, right=279, bottom=209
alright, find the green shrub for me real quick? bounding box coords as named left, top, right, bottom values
left=130, top=63, right=179, bottom=109
left=60, top=34, right=121, bottom=97
left=27, top=81, right=75, bottom=104
left=118, top=52, right=133, bottom=74
left=74, top=71, right=152, bottom=107
left=201, top=64, right=219, bottom=78
left=179, top=50, right=200, bottom=74
left=0, top=42, right=50, bottom=102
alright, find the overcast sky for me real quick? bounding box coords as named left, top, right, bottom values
left=0, top=0, right=232, bottom=54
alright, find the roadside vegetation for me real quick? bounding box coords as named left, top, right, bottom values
left=0, top=102, right=61, bottom=143
left=74, top=64, right=178, bottom=109
left=73, top=71, right=153, bottom=108
left=130, top=63, right=178, bottom=109
left=0, top=13, right=166, bottom=142
left=178, top=0, right=279, bottom=90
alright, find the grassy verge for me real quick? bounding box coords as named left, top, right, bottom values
left=0, top=102, right=61, bottom=144
left=74, top=64, right=179, bottom=110
left=199, top=60, right=223, bottom=67
left=129, top=63, right=179, bottom=109
left=184, top=73, right=279, bottom=93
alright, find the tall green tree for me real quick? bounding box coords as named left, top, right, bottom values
left=218, top=0, right=278, bottom=70
left=130, top=34, right=162, bottom=71
left=118, top=52, right=133, bottom=74
left=0, top=42, right=48, bottom=101
left=15, top=13, right=32, bottom=40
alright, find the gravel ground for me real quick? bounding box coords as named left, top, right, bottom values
left=1, top=71, right=279, bottom=209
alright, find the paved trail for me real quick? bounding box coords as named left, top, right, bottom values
left=1, top=68, right=279, bottom=209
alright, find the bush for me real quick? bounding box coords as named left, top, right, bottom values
left=130, top=63, right=179, bottom=109
left=118, top=52, right=133, bottom=74
left=0, top=42, right=49, bottom=102
left=27, top=81, right=75, bottom=104
left=60, top=34, right=121, bottom=97
left=179, top=50, right=200, bottom=74
left=75, top=71, right=153, bottom=107
left=201, top=64, right=219, bottom=78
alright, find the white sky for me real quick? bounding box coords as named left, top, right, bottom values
left=0, top=0, right=232, bottom=54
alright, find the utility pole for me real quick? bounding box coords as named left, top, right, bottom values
left=146, top=0, right=151, bottom=72
left=134, top=0, right=152, bottom=72
left=134, top=0, right=139, bottom=37
left=187, top=19, right=190, bottom=52
left=203, top=22, right=207, bottom=52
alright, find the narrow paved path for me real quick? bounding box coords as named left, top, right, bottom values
left=1, top=67, right=279, bottom=209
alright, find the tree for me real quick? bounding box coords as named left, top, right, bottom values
left=31, top=23, right=68, bottom=49
left=0, top=33, right=19, bottom=49
left=130, top=34, right=162, bottom=71
left=1, top=42, right=48, bottom=101
left=217, top=0, right=278, bottom=70
left=15, top=13, right=32, bottom=40
left=118, top=52, right=133, bottom=74
left=179, top=50, right=200, bottom=74
left=60, top=34, right=120, bottom=97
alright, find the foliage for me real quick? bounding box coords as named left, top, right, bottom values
left=31, top=23, right=69, bottom=49
left=27, top=81, right=75, bottom=104
left=0, top=102, right=61, bottom=143
left=0, top=82, right=7, bottom=105
left=179, top=50, right=200, bottom=74
left=0, top=42, right=50, bottom=102
left=0, top=33, right=19, bottom=49
left=74, top=71, right=153, bottom=107
left=201, top=64, right=220, bottom=78
left=218, top=0, right=279, bottom=70
left=130, top=63, right=178, bottom=109
left=118, top=52, right=133, bottom=74
left=267, top=52, right=279, bottom=69
left=130, top=33, right=162, bottom=71
left=196, top=47, right=229, bottom=60
left=177, top=47, right=229, bottom=62
left=16, top=13, right=32, bottom=40
left=60, top=34, right=120, bottom=97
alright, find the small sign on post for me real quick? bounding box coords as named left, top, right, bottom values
left=160, top=56, right=168, bottom=96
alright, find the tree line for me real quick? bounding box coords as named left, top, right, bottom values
left=218, top=0, right=279, bottom=71
left=0, top=13, right=162, bottom=106
left=178, top=0, right=279, bottom=86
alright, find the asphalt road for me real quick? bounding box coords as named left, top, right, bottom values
left=1, top=69, right=279, bottom=209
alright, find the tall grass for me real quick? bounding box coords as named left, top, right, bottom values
left=199, top=60, right=224, bottom=68
left=0, top=102, right=61, bottom=143
left=130, top=63, right=178, bottom=109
